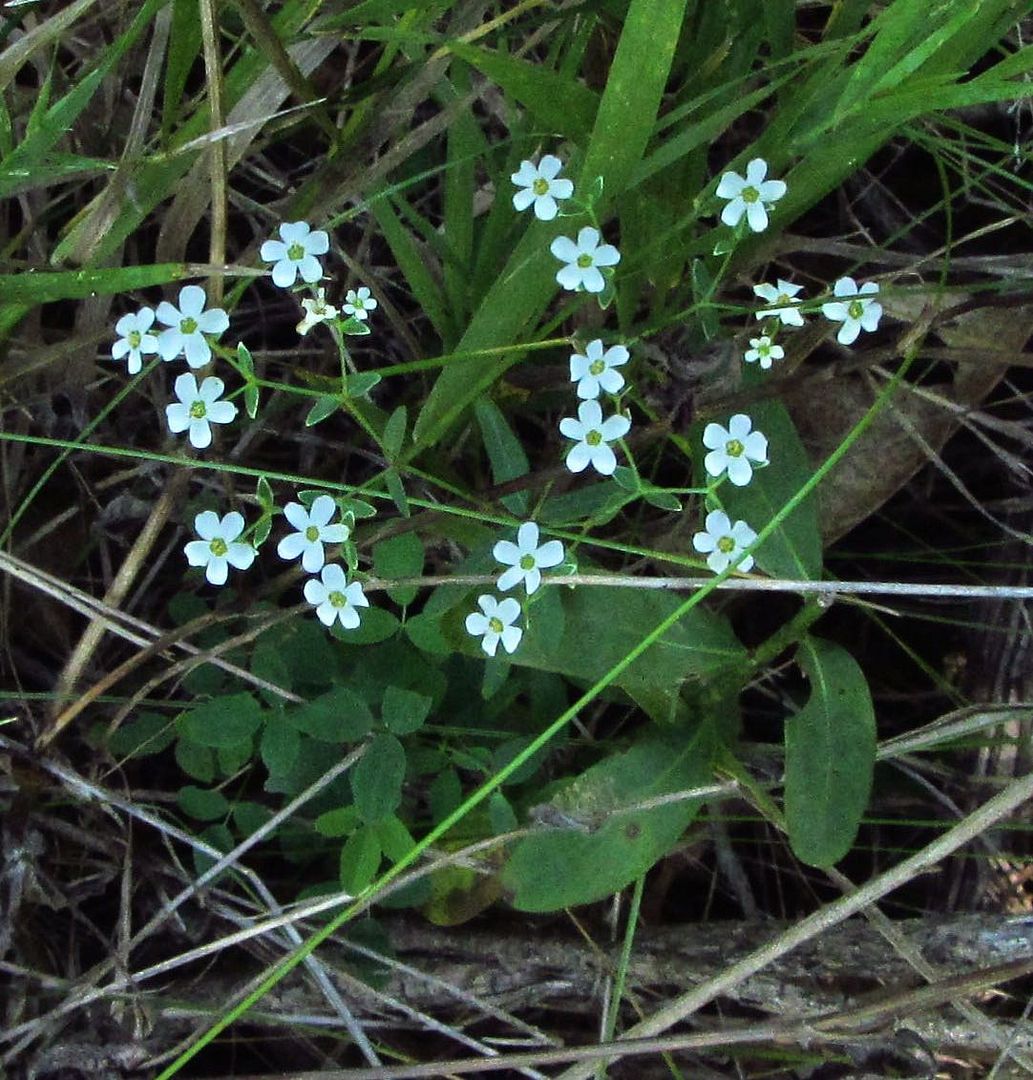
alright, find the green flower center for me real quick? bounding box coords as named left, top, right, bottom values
left=589, top=358, right=606, bottom=376
left=180, top=316, right=198, bottom=335
left=777, top=293, right=791, bottom=306
left=288, top=242, right=306, bottom=261
left=532, top=178, right=549, bottom=195
left=576, top=253, right=594, bottom=268
left=305, top=525, right=320, bottom=542
left=519, top=553, right=536, bottom=570
left=488, top=616, right=504, bottom=634
left=758, top=343, right=771, bottom=356
left=725, top=438, right=744, bottom=458
left=847, top=299, right=865, bottom=320
left=128, top=330, right=142, bottom=348
left=741, top=185, right=759, bottom=204
left=585, top=429, right=602, bottom=447
left=189, top=400, right=207, bottom=419
left=717, top=535, right=735, bottom=554
left=329, top=590, right=348, bottom=609
left=352, top=298, right=365, bottom=310
left=209, top=538, right=228, bottom=557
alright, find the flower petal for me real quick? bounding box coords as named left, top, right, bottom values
left=692, top=530, right=716, bottom=554
left=539, top=154, right=562, bottom=179
left=226, top=543, right=256, bottom=570
left=536, top=540, right=564, bottom=568
left=206, top=401, right=237, bottom=425
left=565, top=441, right=591, bottom=472
left=745, top=201, right=769, bottom=233
left=298, top=254, right=323, bottom=283
left=278, top=532, right=307, bottom=561
left=589, top=441, right=617, bottom=475
left=559, top=417, right=584, bottom=440
left=260, top=240, right=287, bottom=262
left=196, top=308, right=229, bottom=334
left=516, top=522, right=539, bottom=551
left=556, top=265, right=584, bottom=291
left=499, top=625, right=523, bottom=654
left=177, top=285, right=207, bottom=317
left=726, top=456, right=753, bottom=486
left=593, top=244, right=621, bottom=267
left=271, top=260, right=299, bottom=288
left=720, top=200, right=745, bottom=227
left=497, top=565, right=524, bottom=592
left=550, top=178, right=574, bottom=199
left=188, top=418, right=213, bottom=449
left=304, top=578, right=327, bottom=605
left=182, top=334, right=211, bottom=369
left=194, top=510, right=222, bottom=540
left=702, top=422, right=728, bottom=450
left=166, top=404, right=190, bottom=433
left=550, top=236, right=579, bottom=262
left=581, top=267, right=604, bottom=293
left=715, top=172, right=744, bottom=198
left=283, top=501, right=309, bottom=530
left=599, top=413, right=630, bottom=441
left=533, top=195, right=558, bottom=220
left=727, top=414, right=753, bottom=440
left=157, top=328, right=184, bottom=361
left=301, top=541, right=325, bottom=573
left=512, top=188, right=535, bottom=211
left=309, top=495, right=336, bottom=527
left=205, top=557, right=229, bottom=586
left=185, top=539, right=211, bottom=566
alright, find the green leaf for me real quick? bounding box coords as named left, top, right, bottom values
left=376, top=814, right=415, bottom=863
left=175, top=737, right=215, bottom=782
left=260, top=718, right=301, bottom=776
left=177, top=785, right=230, bottom=822
left=217, top=739, right=252, bottom=776
left=305, top=394, right=340, bottom=427
left=332, top=605, right=400, bottom=645
left=0, top=263, right=190, bottom=305
left=428, top=767, right=461, bottom=824
left=382, top=685, right=432, bottom=735
left=641, top=488, right=682, bottom=513
left=383, top=405, right=407, bottom=459
left=233, top=801, right=273, bottom=837
left=346, top=371, right=381, bottom=399
left=236, top=342, right=255, bottom=378
left=489, top=791, right=518, bottom=836
left=504, top=726, right=714, bottom=912
left=384, top=468, right=410, bottom=519
left=352, top=733, right=406, bottom=823
left=785, top=636, right=876, bottom=869
left=255, top=476, right=274, bottom=512
left=244, top=383, right=260, bottom=419
left=285, top=686, right=374, bottom=743
left=179, top=692, right=263, bottom=749
left=339, top=825, right=382, bottom=893
left=107, top=711, right=175, bottom=758
left=372, top=532, right=423, bottom=604
left=473, top=398, right=529, bottom=515
left=315, top=805, right=361, bottom=837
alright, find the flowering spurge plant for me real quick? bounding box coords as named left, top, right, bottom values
left=693, top=509, right=758, bottom=575
left=304, top=564, right=370, bottom=629
left=716, top=158, right=786, bottom=233
left=822, top=277, right=882, bottom=344
left=155, top=285, right=230, bottom=368
left=569, top=339, right=629, bottom=399
left=260, top=221, right=330, bottom=288
left=753, top=279, right=805, bottom=327
left=465, top=594, right=523, bottom=657
left=493, top=523, right=565, bottom=595
left=511, top=155, right=574, bottom=221
left=703, top=414, right=769, bottom=487
left=560, top=399, right=631, bottom=476
left=277, top=495, right=350, bottom=573
left=342, top=286, right=377, bottom=321
left=550, top=226, right=621, bottom=294
left=297, top=289, right=337, bottom=336
left=744, top=335, right=784, bottom=370
left=165, top=373, right=237, bottom=449
left=184, top=511, right=256, bottom=585
left=112, top=308, right=158, bottom=374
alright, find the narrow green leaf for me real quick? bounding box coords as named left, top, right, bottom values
left=236, top=342, right=255, bottom=376
left=255, top=476, right=274, bottom=512
left=384, top=468, right=410, bottom=519
left=0, top=264, right=190, bottom=304
left=383, top=405, right=407, bottom=459
left=352, top=732, right=406, bottom=823
left=473, top=398, right=529, bottom=515
left=305, top=394, right=339, bottom=427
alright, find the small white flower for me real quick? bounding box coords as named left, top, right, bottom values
left=112, top=308, right=159, bottom=374
left=511, top=155, right=574, bottom=221
left=569, top=339, right=629, bottom=400
left=753, top=279, right=805, bottom=327
left=821, top=277, right=882, bottom=345
left=277, top=495, right=349, bottom=574
left=296, top=288, right=338, bottom=335
left=155, top=285, right=230, bottom=368
left=184, top=510, right=256, bottom=586
left=743, top=335, right=784, bottom=370
left=493, top=522, right=564, bottom=596
left=702, top=414, right=768, bottom=487
left=342, top=286, right=377, bottom=322
left=304, top=564, right=369, bottom=629
left=559, top=399, right=631, bottom=476
left=166, top=373, right=237, bottom=449
left=465, top=594, right=523, bottom=657
left=550, top=226, right=621, bottom=294
left=693, top=510, right=758, bottom=575
left=715, top=158, right=787, bottom=233
left=260, top=221, right=330, bottom=289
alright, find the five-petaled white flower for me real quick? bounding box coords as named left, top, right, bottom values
left=550, top=226, right=621, bottom=294
left=297, top=288, right=338, bottom=336
left=166, top=373, right=237, bottom=449
left=304, top=564, right=370, bottom=629
left=112, top=308, right=159, bottom=374
left=155, top=285, right=230, bottom=368
left=277, top=495, right=350, bottom=573
left=465, top=594, right=523, bottom=657
left=821, top=277, right=882, bottom=345
left=260, top=221, right=330, bottom=289
left=184, top=510, right=256, bottom=586
left=559, top=399, right=631, bottom=476
left=342, top=286, right=377, bottom=321
left=570, top=339, right=629, bottom=400
left=693, top=510, right=758, bottom=575
left=702, top=414, right=768, bottom=487
left=715, top=158, right=786, bottom=233
left=743, top=335, right=784, bottom=370
left=511, top=155, right=574, bottom=221
left=753, top=279, right=805, bottom=327
left=493, top=522, right=564, bottom=596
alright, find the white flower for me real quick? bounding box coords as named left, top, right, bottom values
left=753, top=279, right=805, bottom=327
left=304, top=564, right=370, bottom=629
left=821, top=277, right=882, bottom=345
left=342, top=286, right=377, bottom=322
left=155, top=285, right=230, bottom=368
left=465, top=594, right=523, bottom=657
left=112, top=308, right=159, bottom=374
left=260, top=221, right=330, bottom=289
left=277, top=495, right=349, bottom=573
left=715, top=158, right=786, bottom=233
left=493, top=522, right=564, bottom=596
left=702, top=414, right=768, bottom=487
left=184, top=510, right=256, bottom=586
left=511, top=155, right=574, bottom=221
left=743, top=335, right=784, bottom=370
left=569, top=339, right=629, bottom=400
left=693, top=510, right=757, bottom=574
left=559, top=399, right=631, bottom=476
left=296, top=288, right=338, bottom=335
left=550, top=226, right=621, bottom=293
left=165, top=373, right=237, bottom=449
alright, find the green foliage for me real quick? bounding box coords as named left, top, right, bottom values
left=381, top=685, right=432, bottom=735
left=372, top=532, right=423, bottom=605
left=285, top=687, right=374, bottom=743
left=352, top=733, right=406, bottom=823
left=179, top=693, right=263, bottom=749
